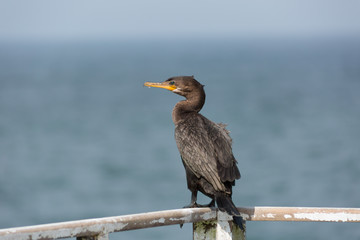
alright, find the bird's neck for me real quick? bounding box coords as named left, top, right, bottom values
left=172, top=92, right=205, bottom=125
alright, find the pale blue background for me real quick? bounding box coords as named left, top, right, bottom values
left=1, top=0, right=360, bottom=40
left=1, top=1, right=360, bottom=239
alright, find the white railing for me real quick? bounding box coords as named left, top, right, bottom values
left=0, top=207, right=359, bottom=240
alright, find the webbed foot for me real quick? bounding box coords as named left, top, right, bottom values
left=183, top=199, right=215, bottom=208
left=183, top=202, right=199, bottom=208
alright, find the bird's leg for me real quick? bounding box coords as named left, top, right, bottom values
left=183, top=191, right=198, bottom=208
left=183, top=192, right=215, bottom=208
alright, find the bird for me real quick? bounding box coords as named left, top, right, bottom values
left=144, top=76, right=244, bottom=229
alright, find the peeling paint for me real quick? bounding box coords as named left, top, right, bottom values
left=294, top=212, right=360, bottom=222
left=1, top=207, right=360, bottom=240
left=240, top=213, right=250, bottom=220
left=201, top=211, right=217, bottom=221
left=106, top=222, right=128, bottom=232
left=169, top=215, right=192, bottom=222
left=150, top=218, right=165, bottom=224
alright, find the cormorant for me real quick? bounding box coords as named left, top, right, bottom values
left=144, top=76, right=243, bottom=228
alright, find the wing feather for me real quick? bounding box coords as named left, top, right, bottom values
left=210, top=123, right=241, bottom=182
left=175, top=113, right=240, bottom=192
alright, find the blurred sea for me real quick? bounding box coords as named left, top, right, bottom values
left=0, top=37, right=360, bottom=239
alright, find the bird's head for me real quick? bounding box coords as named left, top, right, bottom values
left=144, top=76, right=204, bottom=99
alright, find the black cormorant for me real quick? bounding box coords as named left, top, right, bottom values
left=144, top=76, right=243, bottom=228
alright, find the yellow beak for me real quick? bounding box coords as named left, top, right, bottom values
left=144, top=82, right=177, bottom=91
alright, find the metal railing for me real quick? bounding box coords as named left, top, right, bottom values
left=0, top=207, right=359, bottom=240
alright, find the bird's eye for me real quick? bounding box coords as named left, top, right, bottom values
left=169, top=81, right=175, bottom=85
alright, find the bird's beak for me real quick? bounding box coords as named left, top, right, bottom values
left=144, top=82, right=177, bottom=91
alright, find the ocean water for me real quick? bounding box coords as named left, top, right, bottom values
left=0, top=38, right=360, bottom=239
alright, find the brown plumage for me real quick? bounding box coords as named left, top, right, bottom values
left=144, top=76, right=243, bottom=228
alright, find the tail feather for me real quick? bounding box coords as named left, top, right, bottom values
left=233, top=216, right=245, bottom=230
left=215, top=193, right=245, bottom=230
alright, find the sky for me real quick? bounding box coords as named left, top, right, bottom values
left=1, top=0, right=360, bottom=41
